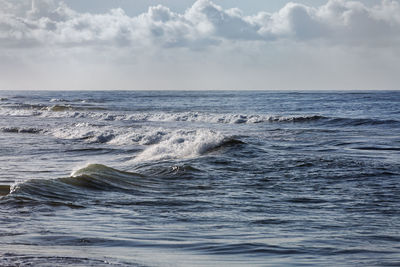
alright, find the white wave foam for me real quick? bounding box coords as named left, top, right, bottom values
left=108, top=128, right=167, bottom=146
left=134, top=112, right=323, bottom=124
left=50, top=98, right=67, bottom=102
left=49, top=122, right=115, bottom=143
left=70, top=162, right=99, bottom=177
left=50, top=98, right=87, bottom=103
left=133, top=129, right=226, bottom=162
left=0, top=105, right=323, bottom=125
left=48, top=123, right=168, bottom=146
left=0, top=108, right=43, bottom=117
left=124, top=112, right=322, bottom=124
left=9, top=180, right=23, bottom=194
left=47, top=123, right=231, bottom=162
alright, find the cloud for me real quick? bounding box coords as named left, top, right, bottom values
left=1, top=0, right=399, bottom=49
left=1, top=0, right=399, bottom=91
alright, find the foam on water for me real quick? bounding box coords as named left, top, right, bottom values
left=47, top=123, right=163, bottom=145
left=50, top=98, right=67, bottom=102
left=0, top=108, right=43, bottom=117
left=0, top=104, right=326, bottom=124
left=47, top=123, right=233, bottom=155
left=108, top=127, right=168, bottom=146
left=133, top=129, right=229, bottom=162
left=8, top=100, right=390, bottom=127
left=109, top=112, right=326, bottom=124
left=49, top=122, right=115, bottom=143
left=50, top=98, right=89, bottom=103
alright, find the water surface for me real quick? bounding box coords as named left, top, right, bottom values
left=1, top=91, right=399, bottom=266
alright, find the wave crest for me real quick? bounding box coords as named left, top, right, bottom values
left=1, top=127, right=42, bottom=134
left=0, top=104, right=326, bottom=125
left=2, top=164, right=144, bottom=206
left=133, top=129, right=241, bottom=162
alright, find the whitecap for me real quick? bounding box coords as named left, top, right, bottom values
left=133, top=129, right=227, bottom=162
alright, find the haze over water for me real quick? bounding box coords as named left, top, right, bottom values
left=0, top=90, right=399, bottom=266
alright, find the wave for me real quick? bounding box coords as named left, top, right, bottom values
left=9, top=101, right=395, bottom=127
left=0, top=126, right=42, bottom=134
left=1, top=161, right=214, bottom=207
left=122, top=113, right=326, bottom=124
left=0, top=103, right=106, bottom=115
left=2, top=123, right=117, bottom=142
left=50, top=98, right=69, bottom=103
left=47, top=104, right=107, bottom=112
left=48, top=122, right=118, bottom=143
left=42, top=124, right=243, bottom=162
left=133, top=129, right=243, bottom=162
left=0, top=103, right=47, bottom=112
left=0, top=120, right=242, bottom=159
left=67, top=112, right=397, bottom=127
left=328, top=117, right=400, bottom=126
left=48, top=104, right=75, bottom=112
left=1, top=162, right=218, bottom=208
left=1, top=164, right=145, bottom=206
left=67, top=164, right=145, bottom=191
left=50, top=98, right=88, bottom=103
left=13, top=107, right=395, bottom=127
left=0, top=103, right=325, bottom=124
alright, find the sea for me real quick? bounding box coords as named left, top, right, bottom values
left=0, top=90, right=399, bottom=266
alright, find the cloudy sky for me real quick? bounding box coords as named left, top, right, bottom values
left=0, top=0, right=399, bottom=90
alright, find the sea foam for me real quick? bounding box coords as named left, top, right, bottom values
left=133, top=129, right=227, bottom=162
left=0, top=104, right=325, bottom=124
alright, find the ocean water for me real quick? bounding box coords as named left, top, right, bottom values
left=0, top=90, right=399, bottom=266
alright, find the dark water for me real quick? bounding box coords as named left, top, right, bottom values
left=0, top=91, right=399, bottom=266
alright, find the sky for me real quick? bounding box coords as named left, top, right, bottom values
left=0, top=0, right=399, bottom=90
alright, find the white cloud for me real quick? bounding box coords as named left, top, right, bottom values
left=0, top=0, right=399, bottom=90
left=1, top=0, right=399, bottom=49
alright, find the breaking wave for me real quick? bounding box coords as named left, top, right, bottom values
left=43, top=123, right=243, bottom=157
left=0, top=126, right=42, bottom=134
left=4, top=104, right=395, bottom=127
left=0, top=120, right=241, bottom=158
left=112, top=113, right=326, bottom=124
left=133, top=129, right=242, bottom=162
left=0, top=162, right=210, bottom=206
left=1, top=164, right=144, bottom=205
left=0, top=102, right=106, bottom=115
left=50, top=98, right=89, bottom=103
left=0, top=104, right=326, bottom=124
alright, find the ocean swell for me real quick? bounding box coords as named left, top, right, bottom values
left=1, top=164, right=145, bottom=206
